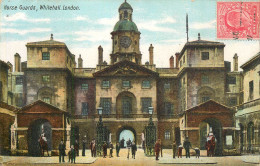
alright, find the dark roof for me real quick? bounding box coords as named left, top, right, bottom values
left=119, top=1, right=133, bottom=11
left=179, top=39, right=225, bottom=57
left=0, top=102, right=19, bottom=113
left=19, top=100, right=67, bottom=114
left=240, top=52, right=260, bottom=69
left=26, top=39, right=66, bottom=47
left=113, top=20, right=139, bottom=32
left=93, top=60, right=159, bottom=77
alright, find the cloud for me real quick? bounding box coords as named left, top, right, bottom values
left=190, top=20, right=216, bottom=29
left=137, top=15, right=177, bottom=33
left=4, top=12, right=50, bottom=22
left=96, top=17, right=118, bottom=26
left=2, top=28, right=51, bottom=35
left=74, top=16, right=90, bottom=21
left=74, top=28, right=111, bottom=42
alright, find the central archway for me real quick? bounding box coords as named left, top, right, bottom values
left=117, top=126, right=136, bottom=148
left=199, top=118, right=222, bottom=155
left=27, top=119, right=52, bottom=156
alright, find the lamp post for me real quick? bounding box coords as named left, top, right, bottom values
left=96, top=107, right=103, bottom=156
left=145, top=106, right=156, bottom=156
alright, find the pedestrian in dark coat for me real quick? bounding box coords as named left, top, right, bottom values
left=183, top=137, right=192, bottom=158
left=69, top=145, right=76, bottom=164
left=90, top=139, right=96, bottom=157
left=74, top=140, right=79, bottom=156
left=154, top=139, right=161, bottom=160
left=131, top=141, right=137, bottom=159
left=194, top=147, right=200, bottom=158
left=172, top=141, right=177, bottom=158
left=59, top=140, right=65, bottom=163
left=109, top=142, right=114, bottom=158
left=120, top=138, right=125, bottom=148
left=82, top=140, right=86, bottom=156
left=116, top=142, right=120, bottom=157
left=103, top=142, right=107, bottom=158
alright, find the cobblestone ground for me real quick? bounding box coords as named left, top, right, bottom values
left=1, top=149, right=259, bottom=166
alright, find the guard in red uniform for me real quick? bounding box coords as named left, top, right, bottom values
left=154, top=139, right=161, bottom=160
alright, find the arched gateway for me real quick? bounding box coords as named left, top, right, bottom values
left=117, top=126, right=136, bottom=148
left=199, top=118, right=222, bottom=155
left=28, top=119, right=52, bottom=156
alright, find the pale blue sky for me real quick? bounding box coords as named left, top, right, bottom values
left=0, top=0, right=259, bottom=68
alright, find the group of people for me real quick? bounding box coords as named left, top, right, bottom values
left=58, top=135, right=215, bottom=163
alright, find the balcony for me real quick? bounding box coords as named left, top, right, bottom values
left=73, top=114, right=157, bottom=120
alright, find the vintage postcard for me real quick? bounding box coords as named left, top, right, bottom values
left=0, top=0, right=259, bottom=165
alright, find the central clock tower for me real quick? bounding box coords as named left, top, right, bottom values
left=110, top=1, right=142, bottom=65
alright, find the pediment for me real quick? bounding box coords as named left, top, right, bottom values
left=18, top=100, right=66, bottom=114
left=93, top=60, right=158, bottom=77
left=186, top=100, right=233, bottom=114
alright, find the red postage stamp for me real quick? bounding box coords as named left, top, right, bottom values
left=217, top=2, right=260, bottom=39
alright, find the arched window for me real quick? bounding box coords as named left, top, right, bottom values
left=37, top=87, right=54, bottom=105
left=124, top=10, right=128, bottom=19
left=247, top=122, right=254, bottom=152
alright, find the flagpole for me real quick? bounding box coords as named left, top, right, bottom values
left=186, top=13, right=189, bottom=42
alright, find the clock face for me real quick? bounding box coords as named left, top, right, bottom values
left=120, top=36, right=132, bottom=48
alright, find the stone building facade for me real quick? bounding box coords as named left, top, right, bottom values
left=1, top=1, right=256, bottom=156
left=235, top=52, right=260, bottom=153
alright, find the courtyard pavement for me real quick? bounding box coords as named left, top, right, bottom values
left=0, top=149, right=259, bottom=166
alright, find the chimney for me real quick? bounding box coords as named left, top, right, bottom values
left=98, top=45, right=103, bottom=65
left=78, top=54, right=83, bottom=68
left=169, top=56, right=174, bottom=68
left=14, top=53, right=21, bottom=72
left=198, top=33, right=201, bottom=40
left=50, top=34, right=53, bottom=40
left=233, top=53, right=238, bottom=71
left=7, top=61, right=13, bottom=72
left=149, top=44, right=154, bottom=65
left=175, top=52, right=180, bottom=68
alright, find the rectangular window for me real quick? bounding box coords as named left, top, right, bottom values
left=102, top=80, right=110, bottom=88
left=122, top=80, right=130, bottom=87
left=183, top=55, right=185, bottom=63
left=81, top=84, right=88, bottom=90
left=141, top=98, right=152, bottom=113
left=16, top=76, right=23, bottom=85
left=180, top=60, right=182, bottom=67
left=228, top=77, right=236, bottom=84
left=42, top=75, right=50, bottom=82
left=165, top=131, right=170, bottom=140
left=249, top=81, right=254, bottom=100
left=100, top=98, right=111, bottom=114
left=183, top=78, right=186, bottom=85
left=164, top=102, right=174, bottom=115
left=164, top=83, right=170, bottom=90
left=202, top=96, right=210, bottom=103
left=81, top=102, right=88, bottom=115
left=142, top=80, right=151, bottom=88
left=201, top=52, right=209, bottom=60
left=201, top=75, right=209, bottom=84
left=43, top=97, right=50, bottom=104
left=42, top=52, right=50, bottom=60
left=229, top=97, right=237, bottom=106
